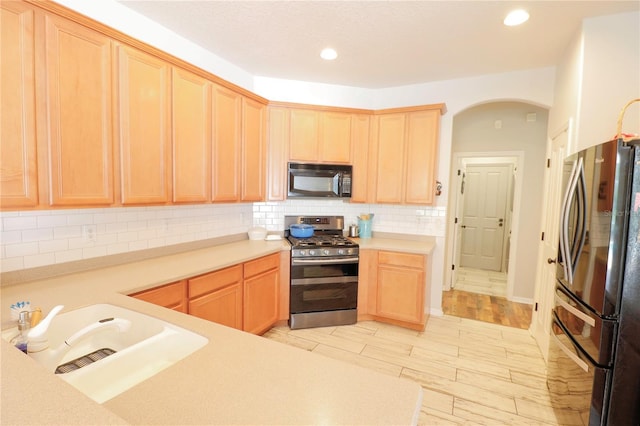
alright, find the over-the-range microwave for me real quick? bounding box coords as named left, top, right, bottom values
left=288, top=162, right=352, bottom=198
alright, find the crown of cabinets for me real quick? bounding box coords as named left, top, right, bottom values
left=0, top=1, right=266, bottom=210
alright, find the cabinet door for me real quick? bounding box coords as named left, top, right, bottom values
left=212, top=85, right=241, bottom=201
left=241, top=97, right=266, bottom=201
left=320, top=112, right=351, bottom=163
left=130, top=280, right=187, bottom=313
left=405, top=110, right=439, bottom=204
left=376, top=251, right=425, bottom=326
left=188, top=265, right=243, bottom=329
left=189, top=283, right=243, bottom=330
left=172, top=67, right=211, bottom=203
left=289, top=109, right=319, bottom=162
left=373, top=114, right=406, bottom=203
left=266, top=107, right=289, bottom=201
left=0, top=2, right=38, bottom=208
left=243, top=268, right=279, bottom=335
left=116, top=45, right=171, bottom=205
left=350, top=114, right=370, bottom=203
left=45, top=14, right=114, bottom=206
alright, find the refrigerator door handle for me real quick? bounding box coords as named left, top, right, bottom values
left=573, top=159, right=588, bottom=271
left=551, top=330, right=590, bottom=372
left=555, top=293, right=596, bottom=327
left=560, top=159, right=580, bottom=284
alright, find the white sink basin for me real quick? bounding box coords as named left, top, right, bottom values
left=2, top=304, right=208, bottom=403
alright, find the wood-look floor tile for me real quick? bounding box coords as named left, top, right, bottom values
left=401, top=368, right=518, bottom=414
left=262, top=317, right=563, bottom=425
left=261, top=328, right=318, bottom=351
left=453, top=398, right=556, bottom=426
left=311, top=344, right=403, bottom=377
left=362, top=345, right=458, bottom=380
left=331, top=327, right=413, bottom=356
left=418, top=407, right=464, bottom=426
left=421, top=387, right=455, bottom=415
left=515, top=398, right=584, bottom=425
left=286, top=328, right=365, bottom=353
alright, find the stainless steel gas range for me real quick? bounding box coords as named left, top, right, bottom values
left=285, top=215, right=359, bottom=330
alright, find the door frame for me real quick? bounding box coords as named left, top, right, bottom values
left=444, top=151, right=524, bottom=301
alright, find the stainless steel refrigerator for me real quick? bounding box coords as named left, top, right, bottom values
left=548, top=138, right=640, bottom=425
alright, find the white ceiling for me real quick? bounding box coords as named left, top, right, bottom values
left=116, top=1, right=639, bottom=89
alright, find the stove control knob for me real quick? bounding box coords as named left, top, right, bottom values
left=299, top=250, right=306, bottom=256
left=323, top=249, right=330, bottom=256
left=338, top=249, right=345, bottom=255
left=309, top=250, right=316, bottom=256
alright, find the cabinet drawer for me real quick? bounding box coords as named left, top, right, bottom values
left=130, top=280, right=186, bottom=310
left=244, top=253, right=279, bottom=279
left=378, top=251, right=424, bottom=269
left=188, top=265, right=242, bottom=299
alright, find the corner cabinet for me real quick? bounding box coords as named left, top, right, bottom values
left=370, top=106, right=443, bottom=205
left=0, top=1, right=39, bottom=208
left=358, top=249, right=429, bottom=331
left=130, top=280, right=188, bottom=313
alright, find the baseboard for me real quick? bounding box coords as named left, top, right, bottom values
left=429, top=308, right=444, bottom=316
left=509, top=296, right=533, bottom=305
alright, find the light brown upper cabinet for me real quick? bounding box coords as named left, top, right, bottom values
left=370, top=107, right=441, bottom=205
left=172, top=67, right=212, bottom=203
left=212, top=84, right=242, bottom=202
left=116, top=45, right=171, bottom=205
left=349, top=115, right=371, bottom=203
left=0, top=2, right=38, bottom=208
left=289, top=109, right=352, bottom=164
left=320, top=112, right=352, bottom=163
left=266, top=107, right=290, bottom=201
left=44, top=14, right=114, bottom=206
left=241, top=97, right=267, bottom=201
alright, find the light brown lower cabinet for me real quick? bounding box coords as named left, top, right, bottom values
left=128, top=253, right=282, bottom=335
left=130, top=280, right=187, bottom=313
left=358, top=249, right=429, bottom=331
left=188, top=265, right=243, bottom=330
left=242, top=253, right=279, bottom=334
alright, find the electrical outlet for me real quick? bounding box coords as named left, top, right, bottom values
left=82, top=224, right=97, bottom=243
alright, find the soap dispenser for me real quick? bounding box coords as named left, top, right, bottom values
left=15, top=311, right=30, bottom=353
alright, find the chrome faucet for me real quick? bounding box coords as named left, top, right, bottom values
left=27, top=305, right=132, bottom=371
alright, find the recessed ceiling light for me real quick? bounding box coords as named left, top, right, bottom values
left=504, top=9, right=529, bottom=26
left=320, top=48, right=338, bottom=61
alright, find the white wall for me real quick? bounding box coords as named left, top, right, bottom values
left=451, top=102, right=549, bottom=301
left=549, top=11, right=640, bottom=154
left=579, top=12, right=640, bottom=149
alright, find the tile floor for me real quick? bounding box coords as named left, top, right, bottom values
left=454, top=267, right=507, bottom=297
left=263, top=317, right=564, bottom=425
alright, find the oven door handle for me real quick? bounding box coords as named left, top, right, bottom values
left=292, top=257, right=359, bottom=266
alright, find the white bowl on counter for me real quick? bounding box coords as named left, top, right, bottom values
left=248, top=227, right=268, bottom=240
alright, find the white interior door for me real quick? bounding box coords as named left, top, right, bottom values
left=531, top=127, right=569, bottom=359
left=460, top=164, right=511, bottom=271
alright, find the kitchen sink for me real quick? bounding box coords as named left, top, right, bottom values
left=2, top=304, right=208, bottom=403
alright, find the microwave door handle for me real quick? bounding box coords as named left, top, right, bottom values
left=337, top=172, right=342, bottom=197
left=560, top=159, right=579, bottom=284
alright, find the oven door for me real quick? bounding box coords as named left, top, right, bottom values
left=290, top=257, right=358, bottom=314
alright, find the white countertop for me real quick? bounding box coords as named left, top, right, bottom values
left=1, top=238, right=425, bottom=425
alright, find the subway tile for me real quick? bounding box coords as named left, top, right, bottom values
left=39, top=239, right=69, bottom=253
left=82, top=246, right=107, bottom=259
left=22, top=228, right=54, bottom=243
left=5, top=242, right=39, bottom=257
left=3, top=216, right=37, bottom=231
left=23, top=252, right=56, bottom=268
left=55, top=249, right=83, bottom=264
left=37, top=215, right=68, bottom=228
left=1, top=257, right=24, bottom=272
left=1, top=230, right=22, bottom=245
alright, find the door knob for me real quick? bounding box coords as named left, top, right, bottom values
left=547, top=258, right=556, bottom=264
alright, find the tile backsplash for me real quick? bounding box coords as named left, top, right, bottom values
left=1, top=201, right=445, bottom=273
